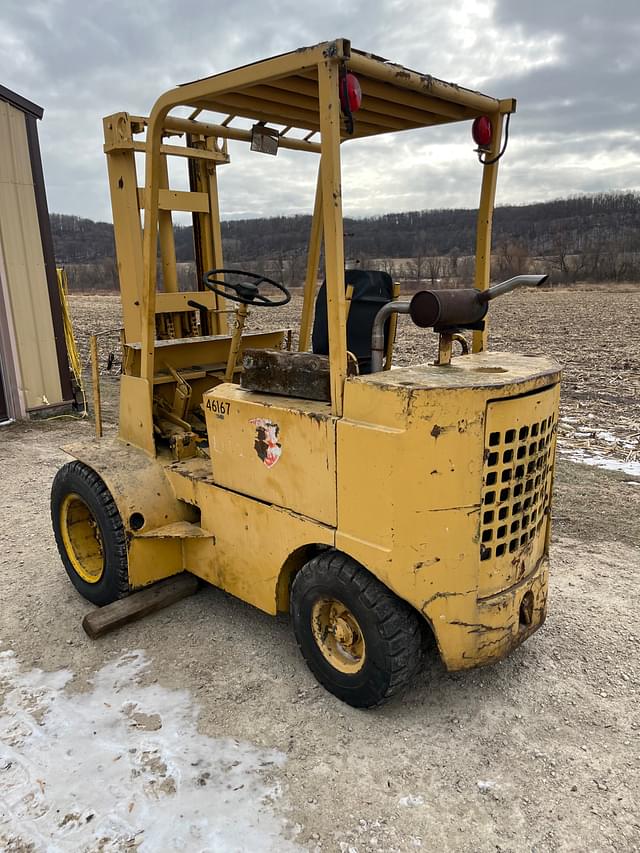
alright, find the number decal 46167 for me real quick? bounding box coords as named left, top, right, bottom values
left=206, top=399, right=230, bottom=417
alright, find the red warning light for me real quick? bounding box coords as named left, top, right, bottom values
left=472, top=115, right=492, bottom=149
left=340, top=73, right=362, bottom=113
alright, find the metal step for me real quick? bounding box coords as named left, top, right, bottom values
left=136, top=521, right=212, bottom=539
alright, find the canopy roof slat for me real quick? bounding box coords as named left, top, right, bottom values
left=292, top=67, right=474, bottom=126
left=259, top=76, right=448, bottom=129
left=196, top=92, right=322, bottom=132
left=223, top=83, right=422, bottom=133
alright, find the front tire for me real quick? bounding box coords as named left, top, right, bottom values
left=51, top=461, right=129, bottom=606
left=290, top=550, right=423, bottom=708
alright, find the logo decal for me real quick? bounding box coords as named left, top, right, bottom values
left=250, top=418, right=282, bottom=468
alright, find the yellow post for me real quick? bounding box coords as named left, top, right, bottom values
left=206, top=157, right=229, bottom=334
left=317, top=59, right=347, bottom=416
left=472, top=111, right=504, bottom=353
left=90, top=334, right=102, bottom=438
left=158, top=155, right=179, bottom=294
left=157, top=154, right=183, bottom=339
left=139, top=98, right=175, bottom=392
left=299, top=162, right=324, bottom=352
left=103, top=115, right=144, bottom=344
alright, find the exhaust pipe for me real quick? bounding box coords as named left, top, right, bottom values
left=370, top=274, right=549, bottom=373
left=479, top=274, right=548, bottom=303
left=370, top=301, right=411, bottom=373
left=409, top=274, right=549, bottom=329
left=371, top=275, right=549, bottom=373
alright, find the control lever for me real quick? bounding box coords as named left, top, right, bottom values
left=187, top=299, right=210, bottom=336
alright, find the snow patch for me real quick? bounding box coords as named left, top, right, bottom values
left=558, top=447, right=640, bottom=477
left=0, top=649, right=299, bottom=852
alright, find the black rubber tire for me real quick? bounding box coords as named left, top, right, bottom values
left=51, top=461, right=129, bottom=606
left=290, top=550, right=423, bottom=708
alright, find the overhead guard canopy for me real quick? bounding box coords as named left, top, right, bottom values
left=156, top=39, right=514, bottom=142
left=127, top=38, right=517, bottom=421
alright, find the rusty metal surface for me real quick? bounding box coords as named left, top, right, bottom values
left=362, top=351, right=561, bottom=392
left=241, top=348, right=357, bottom=402
left=454, top=555, right=549, bottom=670
left=242, top=348, right=333, bottom=401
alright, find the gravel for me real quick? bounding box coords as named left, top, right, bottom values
left=0, top=287, right=638, bottom=852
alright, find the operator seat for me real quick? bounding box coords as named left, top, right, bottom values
left=311, top=269, right=394, bottom=374
left=240, top=269, right=394, bottom=402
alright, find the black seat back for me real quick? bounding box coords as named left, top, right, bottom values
left=311, top=269, right=393, bottom=374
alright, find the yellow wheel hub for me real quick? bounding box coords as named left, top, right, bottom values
left=311, top=598, right=366, bottom=674
left=59, top=493, right=105, bottom=584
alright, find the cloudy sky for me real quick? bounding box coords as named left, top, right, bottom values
left=2, top=0, right=639, bottom=222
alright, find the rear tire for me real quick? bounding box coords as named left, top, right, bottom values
left=51, top=461, right=129, bottom=606
left=290, top=550, right=423, bottom=708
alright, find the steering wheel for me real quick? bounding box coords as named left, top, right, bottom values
left=203, top=268, right=291, bottom=307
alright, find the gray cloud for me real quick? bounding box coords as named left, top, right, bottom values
left=489, top=0, right=640, bottom=128
left=1, top=0, right=638, bottom=222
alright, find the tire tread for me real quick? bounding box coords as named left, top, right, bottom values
left=51, top=461, right=129, bottom=605
left=290, top=549, right=424, bottom=707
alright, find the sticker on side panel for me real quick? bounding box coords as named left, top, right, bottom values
left=250, top=418, right=282, bottom=468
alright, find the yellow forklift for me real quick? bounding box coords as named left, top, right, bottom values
left=51, top=40, right=561, bottom=707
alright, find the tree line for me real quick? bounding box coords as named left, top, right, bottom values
left=52, top=191, right=640, bottom=291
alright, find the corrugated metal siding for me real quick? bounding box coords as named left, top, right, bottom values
left=0, top=100, right=62, bottom=409
left=0, top=235, right=26, bottom=418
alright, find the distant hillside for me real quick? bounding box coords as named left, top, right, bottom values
left=51, top=191, right=640, bottom=290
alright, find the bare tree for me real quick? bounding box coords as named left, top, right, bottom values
left=377, top=257, right=398, bottom=279
left=407, top=254, right=427, bottom=288
left=426, top=255, right=442, bottom=288
left=456, top=256, right=475, bottom=287
left=494, top=241, right=530, bottom=279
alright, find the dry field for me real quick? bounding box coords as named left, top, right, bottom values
left=71, top=285, right=640, bottom=474
left=0, top=285, right=639, bottom=852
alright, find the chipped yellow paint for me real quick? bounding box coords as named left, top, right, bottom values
left=165, top=455, right=334, bottom=613
left=203, top=383, right=338, bottom=526
left=335, top=352, right=560, bottom=669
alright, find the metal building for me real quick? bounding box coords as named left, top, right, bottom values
left=0, top=85, right=72, bottom=422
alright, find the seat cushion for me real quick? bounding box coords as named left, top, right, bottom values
left=312, top=269, right=393, bottom=373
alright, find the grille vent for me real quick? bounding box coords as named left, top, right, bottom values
left=480, top=415, right=556, bottom=561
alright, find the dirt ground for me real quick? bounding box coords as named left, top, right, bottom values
left=1, top=288, right=639, bottom=852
